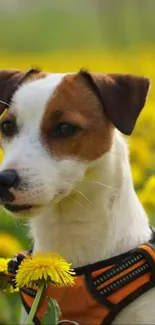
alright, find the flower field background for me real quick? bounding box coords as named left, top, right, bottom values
left=0, top=0, right=155, bottom=323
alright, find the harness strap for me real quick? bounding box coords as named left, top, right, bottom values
left=7, top=250, right=31, bottom=287
left=100, top=281, right=154, bottom=325
left=85, top=243, right=155, bottom=325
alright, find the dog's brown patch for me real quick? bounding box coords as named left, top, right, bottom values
left=0, top=69, right=47, bottom=116
left=41, top=74, right=114, bottom=161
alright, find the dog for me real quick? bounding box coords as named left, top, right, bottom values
left=0, top=68, right=154, bottom=324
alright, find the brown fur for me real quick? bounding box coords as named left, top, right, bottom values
left=0, top=69, right=47, bottom=115
left=79, top=71, right=150, bottom=135
left=41, top=74, right=114, bottom=161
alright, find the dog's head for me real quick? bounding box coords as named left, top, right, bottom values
left=0, top=68, right=150, bottom=217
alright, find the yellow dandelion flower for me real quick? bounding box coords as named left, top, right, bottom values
left=0, top=258, right=9, bottom=274
left=0, top=258, right=11, bottom=290
left=129, top=138, right=150, bottom=168
left=137, top=175, right=155, bottom=215
left=0, top=233, right=23, bottom=258
left=16, top=252, right=75, bottom=288
left=145, top=175, right=155, bottom=194
left=138, top=189, right=155, bottom=215
left=4, top=285, right=19, bottom=294
left=131, top=164, right=145, bottom=187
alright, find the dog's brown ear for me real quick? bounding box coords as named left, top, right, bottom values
left=0, top=68, right=40, bottom=116
left=79, top=70, right=150, bottom=135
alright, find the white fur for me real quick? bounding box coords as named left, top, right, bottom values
left=0, top=73, right=155, bottom=324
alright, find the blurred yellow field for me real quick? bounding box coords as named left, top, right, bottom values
left=0, top=50, right=155, bottom=81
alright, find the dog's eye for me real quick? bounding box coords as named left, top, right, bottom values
left=53, top=123, right=79, bottom=138
left=0, top=120, right=17, bottom=137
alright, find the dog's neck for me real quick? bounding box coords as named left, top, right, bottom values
left=30, top=132, right=151, bottom=268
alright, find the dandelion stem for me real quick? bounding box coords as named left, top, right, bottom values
left=26, top=283, right=45, bottom=325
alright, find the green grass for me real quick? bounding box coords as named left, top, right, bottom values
left=0, top=1, right=155, bottom=53
left=0, top=5, right=102, bottom=53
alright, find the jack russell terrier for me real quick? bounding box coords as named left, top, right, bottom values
left=0, top=68, right=155, bottom=325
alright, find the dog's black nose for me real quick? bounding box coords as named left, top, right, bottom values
left=0, top=170, right=19, bottom=189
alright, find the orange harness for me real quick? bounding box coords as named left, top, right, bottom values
left=8, top=239, right=155, bottom=325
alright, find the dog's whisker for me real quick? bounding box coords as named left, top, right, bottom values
left=82, top=178, right=117, bottom=191
left=73, top=189, right=91, bottom=204
left=0, top=100, right=10, bottom=107
left=67, top=196, right=84, bottom=209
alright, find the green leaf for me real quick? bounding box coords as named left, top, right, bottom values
left=42, top=298, right=61, bottom=325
